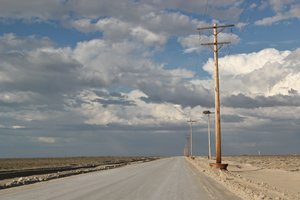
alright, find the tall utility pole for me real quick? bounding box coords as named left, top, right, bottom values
left=198, top=24, right=234, bottom=169
left=203, top=110, right=213, bottom=160
left=187, top=119, right=197, bottom=157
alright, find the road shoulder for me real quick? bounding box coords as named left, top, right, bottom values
left=185, top=158, right=242, bottom=200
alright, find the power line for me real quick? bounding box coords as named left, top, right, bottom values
left=204, top=0, right=209, bottom=18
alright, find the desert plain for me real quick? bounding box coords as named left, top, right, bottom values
left=0, top=155, right=299, bottom=199
left=0, top=156, right=157, bottom=189
left=189, top=155, right=300, bottom=200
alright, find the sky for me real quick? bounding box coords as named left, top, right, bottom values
left=0, top=0, right=300, bottom=158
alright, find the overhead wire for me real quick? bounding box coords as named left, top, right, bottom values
left=204, top=0, right=209, bottom=18
left=197, top=1, right=255, bottom=106
left=218, top=0, right=255, bottom=96
left=236, top=0, right=255, bottom=45
left=196, top=0, right=210, bottom=79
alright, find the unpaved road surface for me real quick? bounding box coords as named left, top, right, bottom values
left=0, top=157, right=240, bottom=200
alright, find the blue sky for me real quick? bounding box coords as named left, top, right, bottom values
left=0, top=0, right=300, bottom=157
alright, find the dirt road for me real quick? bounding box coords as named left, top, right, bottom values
left=0, top=157, right=240, bottom=200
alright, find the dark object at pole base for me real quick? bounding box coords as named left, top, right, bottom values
left=209, top=163, right=228, bottom=170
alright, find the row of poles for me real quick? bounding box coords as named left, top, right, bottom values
left=182, top=110, right=212, bottom=160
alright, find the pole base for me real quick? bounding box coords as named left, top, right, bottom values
left=209, top=162, right=228, bottom=170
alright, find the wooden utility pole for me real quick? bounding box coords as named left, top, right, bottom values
left=187, top=119, right=197, bottom=156
left=198, top=24, right=234, bottom=168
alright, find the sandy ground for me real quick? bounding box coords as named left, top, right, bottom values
left=188, top=156, right=300, bottom=200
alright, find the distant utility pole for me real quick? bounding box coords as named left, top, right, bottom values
left=173, top=106, right=197, bottom=157
left=187, top=119, right=197, bottom=157
left=198, top=24, right=234, bottom=169
left=184, top=135, right=189, bottom=156
left=203, top=110, right=214, bottom=160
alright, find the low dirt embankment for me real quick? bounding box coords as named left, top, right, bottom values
left=187, top=156, right=300, bottom=200
left=0, top=156, right=159, bottom=189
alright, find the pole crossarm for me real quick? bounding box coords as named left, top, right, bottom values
left=197, top=24, right=234, bottom=31
left=201, top=42, right=231, bottom=46
left=201, top=42, right=231, bottom=51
